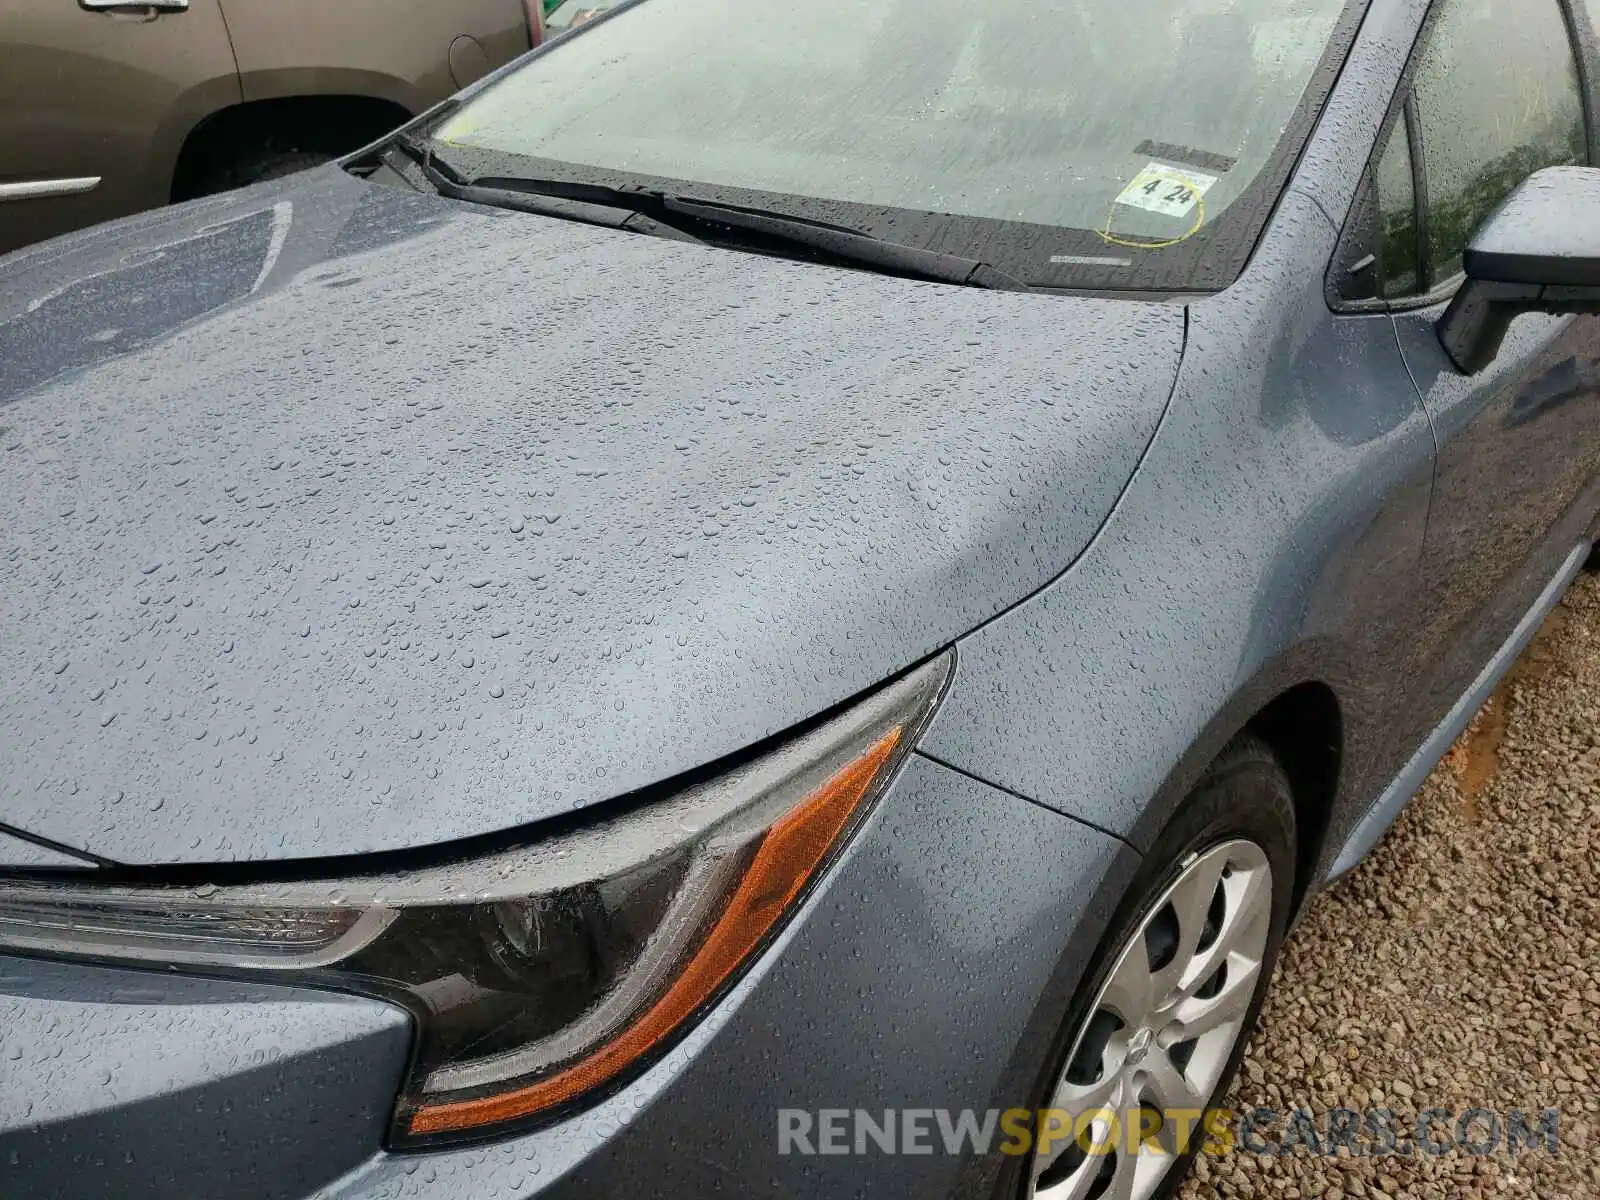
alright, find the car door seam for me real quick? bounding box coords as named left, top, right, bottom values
left=1300, top=189, right=1340, bottom=236
left=210, top=0, right=246, bottom=90
left=1389, top=310, right=1442, bottom=549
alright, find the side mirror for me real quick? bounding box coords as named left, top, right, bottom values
left=1438, top=165, right=1600, bottom=374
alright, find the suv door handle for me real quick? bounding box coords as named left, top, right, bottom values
left=79, top=0, right=190, bottom=11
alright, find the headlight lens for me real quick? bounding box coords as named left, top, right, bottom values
left=0, top=653, right=950, bottom=1145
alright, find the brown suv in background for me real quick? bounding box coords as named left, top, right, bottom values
left=0, top=0, right=539, bottom=255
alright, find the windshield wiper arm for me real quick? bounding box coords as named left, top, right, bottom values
left=450, top=163, right=1026, bottom=290
left=656, top=195, right=1031, bottom=291
left=434, top=174, right=704, bottom=244
left=397, top=143, right=1024, bottom=288
left=390, top=138, right=703, bottom=244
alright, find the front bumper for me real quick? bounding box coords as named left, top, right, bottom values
left=0, top=755, right=1135, bottom=1200
left=0, top=959, right=408, bottom=1198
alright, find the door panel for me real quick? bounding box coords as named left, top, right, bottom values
left=0, top=0, right=240, bottom=255
left=219, top=0, right=531, bottom=113
left=1393, top=0, right=1600, bottom=723
left=1397, top=309, right=1600, bottom=696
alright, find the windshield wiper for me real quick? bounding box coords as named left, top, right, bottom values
left=388, top=136, right=703, bottom=244
left=653, top=194, right=1030, bottom=291
left=469, top=177, right=1028, bottom=290
left=395, top=138, right=1027, bottom=289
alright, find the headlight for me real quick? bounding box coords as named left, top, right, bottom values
left=0, top=653, right=950, bottom=1146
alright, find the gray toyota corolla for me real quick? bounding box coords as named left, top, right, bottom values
left=4, top=0, right=1600, bottom=1197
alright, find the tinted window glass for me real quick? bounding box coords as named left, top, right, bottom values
left=1375, top=115, right=1419, bottom=298
left=1413, top=0, right=1585, bottom=283
left=433, top=0, right=1357, bottom=290
left=546, top=0, right=621, bottom=32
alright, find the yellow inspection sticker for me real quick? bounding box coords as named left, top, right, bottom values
left=1115, top=162, right=1220, bottom=219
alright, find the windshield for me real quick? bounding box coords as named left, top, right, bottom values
left=437, top=0, right=1361, bottom=289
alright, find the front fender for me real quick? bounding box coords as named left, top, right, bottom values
left=920, top=192, right=1437, bottom=888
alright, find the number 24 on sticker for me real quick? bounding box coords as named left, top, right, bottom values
left=1116, top=162, right=1219, bottom=219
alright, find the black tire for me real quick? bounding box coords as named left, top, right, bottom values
left=193, top=150, right=332, bottom=197
left=1011, top=735, right=1297, bottom=1200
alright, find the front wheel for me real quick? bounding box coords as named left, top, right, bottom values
left=1025, top=736, right=1296, bottom=1200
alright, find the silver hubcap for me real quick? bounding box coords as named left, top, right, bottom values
left=1030, top=839, right=1273, bottom=1200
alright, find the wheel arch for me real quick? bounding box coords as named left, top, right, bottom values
left=1242, top=681, right=1343, bottom=919
left=170, top=93, right=414, bottom=202
left=1130, top=664, right=1347, bottom=922
left=238, top=65, right=423, bottom=115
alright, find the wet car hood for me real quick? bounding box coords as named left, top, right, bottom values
left=0, top=169, right=1182, bottom=866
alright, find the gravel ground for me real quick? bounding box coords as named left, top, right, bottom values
left=1179, top=573, right=1600, bottom=1199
